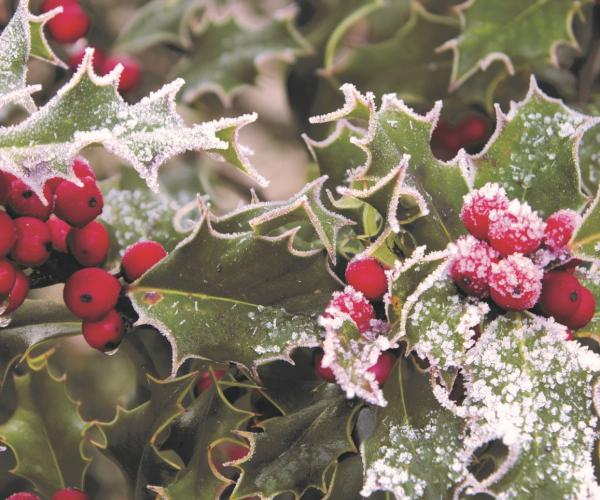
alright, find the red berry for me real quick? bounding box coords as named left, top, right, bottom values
left=432, top=122, right=461, bottom=153
left=0, top=171, right=12, bottom=205
left=11, top=217, right=52, bottom=267
left=223, top=443, right=249, bottom=462
left=121, top=241, right=167, bottom=282
left=459, top=115, right=488, bottom=144
left=7, top=179, right=53, bottom=220
left=47, top=2, right=90, bottom=43
left=565, top=329, right=574, bottom=341
left=51, top=488, right=89, bottom=500
left=460, top=183, right=509, bottom=240
left=314, top=351, right=336, bottom=382
left=197, top=369, right=226, bottom=392
left=72, top=158, right=96, bottom=180
left=69, top=48, right=105, bottom=73
left=47, top=215, right=71, bottom=253
left=322, top=286, right=376, bottom=334
left=0, top=259, right=16, bottom=296
left=82, top=309, right=124, bottom=351
left=0, top=211, right=17, bottom=257
left=40, top=0, right=76, bottom=13
left=68, top=220, right=109, bottom=266
left=368, top=351, right=395, bottom=385
left=54, top=176, right=103, bottom=227
left=4, top=269, right=30, bottom=313
left=564, top=286, right=596, bottom=330
left=539, top=272, right=582, bottom=323
left=101, top=56, right=141, bottom=92
left=488, top=200, right=545, bottom=255
left=489, top=254, right=543, bottom=310
left=544, top=209, right=581, bottom=251
left=448, top=235, right=500, bottom=298
left=63, top=268, right=121, bottom=321
left=345, top=257, right=387, bottom=301
left=7, top=493, right=42, bottom=500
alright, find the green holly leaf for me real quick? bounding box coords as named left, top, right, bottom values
left=359, top=356, right=466, bottom=498
left=93, top=372, right=196, bottom=500
left=0, top=358, right=92, bottom=498
left=573, top=266, right=600, bottom=346
left=439, top=0, right=588, bottom=90
left=571, top=188, right=600, bottom=262
left=0, top=300, right=79, bottom=391
left=171, top=8, right=312, bottom=105
left=152, top=370, right=254, bottom=499
left=579, top=121, right=600, bottom=197
left=230, top=390, right=360, bottom=498
left=459, top=314, right=600, bottom=498
left=471, top=77, right=591, bottom=217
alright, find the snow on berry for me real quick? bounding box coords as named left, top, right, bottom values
left=544, top=209, right=581, bottom=251
left=460, top=182, right=508, bottom=239
left=320, top=286, right=376, bottom=335
left=489, top=254, right=543, bottom=310
left=448, top=235, right=499, bottom=298
left=488, top=199, right=545, bottom=255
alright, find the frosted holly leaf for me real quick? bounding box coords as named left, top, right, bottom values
left=171, top=6, right=312, bottom=105
left=458, top=314, right=600, bottom=498
left=360, top=357, right=466, bottom=499
left=571, top=182, right=600, bottom=263
left=571, top=266, right=600, bottom=346
left=470, top=77, right=592, bottom=217
left=438, top=0, right=589, bottom=91
left=579, top=122, right=600, bottom=197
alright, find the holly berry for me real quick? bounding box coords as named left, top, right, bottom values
left=432, top=122, right=461, bottom=154
left=565, top=329, right=574, bottom=341
left=121, top=240, right=167, bottom=282
left=7, top=493, right=41, bottom=500
left=0, top=211, right=17, bottom=256
left=544, top=209, right=581, bottom=251
left=448, top=235, right=499, bottom=298
left=63, top=268, right=121, bottom=321
left=72, top=158, right=96, bottom=180
left=489, top=254, right=543, bottom=310
left=54, top=176, right=103, bottom=227
left=314, top=351, right=335, bottom=382
left=46, top=2, right=90, bottom=44
left=101, top=55, right=141, bottom=92
left=69, top=47, right=105, bottom=73
left=51, top=488, right=89, bottom=500
left=322, top=286, right=376, bottom=334
left=11, top=217, right=52, bottom=267
left=460, top=183, right=509, bottom=240
left=68, top=220, right=109, bottom=266
left=7, top=179, right=53, bottom=220
left=0, top=171, right=12, bottom=205
left=459, top=115, right=488, bottom=144
left=368, top=351, right=396, bottom=385
left=0, top=259, right=16, bottom=296
left=4, top=269, right=30, bottom=313
left=564, top=286, right=596, bottom=330
left=82, top=309, right=124, bottom=351
left=539, top=272, right=582, bottom=323
left=223, top=443, right=249, bottom=462
left=488, top=199, right=545, bottom=255
left=197, top=369, right=226, bottom=392
left=345, top=256, right=387, bottom=301
left=47, top=215, right=71, bottom=253
left=40, top=0, right=76, bottom=12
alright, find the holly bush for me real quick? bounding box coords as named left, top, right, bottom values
left=2, top=0, right=600, bottom=499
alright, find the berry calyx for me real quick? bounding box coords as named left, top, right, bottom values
left=459, top=115, right=488, bottom=144
left=54, top=176, right=103, bottom=227
left=544, top=209, right=581, bottom=251
left=368, top=351, right=396, bottom=385
left=11, top=217, right=52, bottom=267
left=47, top=215, right=71, bottom=253
left=489, top=254, right=543, bottom=310
left=197, top=369, right=226, bottom=392
left=322, top=286, right=376, bottom=334
left=4, top=269, right=30, bottom=313
left=460, top=183, right=509, bottom=240
left=488, top=199, right=545, bottom=255
left=82, top=309, right=124, bottom=351
left=345, top=256, right=387, bottom=301
left=68, top=220, right=109, bottom=267
left=7, top=493, right=42, bottom=500
left=0, top=211, right=17, bottom=256
left=314, top=351, right=335, bottom=382
left=7, top=179, right=53, bottom=220
left=121, top=240, right=167, bottom=282
left=101, top=55, right=141, bottom=92
left=63, top=268, right=121, bottom=321
left=564, top=286, right=596, bottom=330
left=0, top=258, right=16, bottom=296
left=539, top=272, right=582, bottom=323
left=46, top=2, right=90, bottom=43
left=448, top=235, right=500, bottom=298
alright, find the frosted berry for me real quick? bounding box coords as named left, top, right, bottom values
left=345, top=257, right=387, bottom=301
left=46, top=2, right=90, bottom=43
left=51, top=488, right=89, bottom=500
left=72, top=158, right=96, bottom=180
left=54, top=176, right=103, bottom=227
left=7, top=493, right=41, bottom=500
left=101, top=56, right=141, bottom=92
left=69, top=47, right=105, bottom=73
left=539, top=272, right=582, bottom=323
left=0, top=259, right=16, bottom=297
left=489, top=254, right=543, bottom=310
left=47, top=215, right=71, bottom=253
left=460, top=183, right=509, bottom=240
left=63, top=268, right=121, bottom=321
left=7, top=179, right=53, bottom=220
left=448, top=235, right=500, bottom=298
left=11, top=217, right=52, bottom=267
left=0, top=211, right=17, bottom=257
left=82, top=309, right=124, bottom=351
left=368, top=351, right=396, bottom=385
left=488, top=199, right=545, bottom=255
left=564, top=286, right=596, bottom=330
left=121, top=240, right=167, bottom=282
left=68, top=220, right=109, bottom=266
left=5, top=269, right=30, bottom=313
left=322, top=286, right=376, bottom=334
left=544, top=209, right=581, bottom=251
left=0, top=171, right=12, bottom=205
left=459, top=115, right=488, bottom=144
left=314, top=351, right=336, bottom=382
left=197, top=369, right=226, bottom=392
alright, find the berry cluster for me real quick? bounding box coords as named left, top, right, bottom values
left=8, top=487, right=87, bottom=500
left=315, top=257, right=395, bottom=384
left=450, top=183, right=595, bottom=332
left=432, top=114, right=488, bottom=158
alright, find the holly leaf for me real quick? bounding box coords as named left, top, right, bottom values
left=571, top=182, right=600, bottom=262
left=439, top=0, right=588, bottom=90
left=579, top=121, right=600, bottom=197
left=0, top=358, right=92, bottom=498
left=359, top=356, right=466, bottom=498
left=92, top=372, right=196, bottom=500
left=458, top=314, right=600, bottom=498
